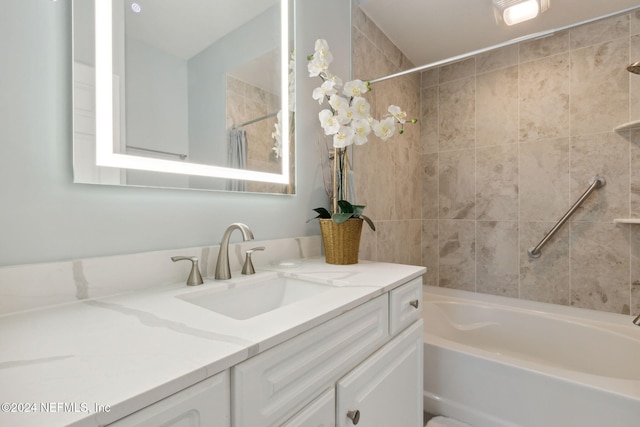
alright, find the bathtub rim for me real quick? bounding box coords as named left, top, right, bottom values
left=422, top=285, right=639, bottom=332
left=422, top=285, right=640, bottom=402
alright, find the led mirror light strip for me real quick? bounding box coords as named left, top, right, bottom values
left=94, top=0, right=290, bottom=184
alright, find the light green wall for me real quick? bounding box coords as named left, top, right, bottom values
left=0, top=0, right=350, bottom=266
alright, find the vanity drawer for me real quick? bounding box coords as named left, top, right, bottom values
left=389, top=277, right=422, bottom=335
left=232, top=295, right=389, bottom=427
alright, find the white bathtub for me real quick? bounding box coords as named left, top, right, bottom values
left=422, top=285, right=640, bottom=427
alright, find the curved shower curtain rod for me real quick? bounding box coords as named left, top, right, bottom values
left=367, top=5, right=640, bottom=86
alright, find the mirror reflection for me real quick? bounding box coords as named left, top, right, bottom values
left=72, top=0, right=294, bottom=194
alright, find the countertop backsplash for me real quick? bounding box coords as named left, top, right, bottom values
left=0, top=236, right=322, bottom=316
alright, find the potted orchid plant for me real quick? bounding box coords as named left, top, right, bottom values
left=307, top=39, right=416, bottom=264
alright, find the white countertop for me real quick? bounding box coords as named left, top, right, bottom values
left=0, top=258, right=425, bottom=427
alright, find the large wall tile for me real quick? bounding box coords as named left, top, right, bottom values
left=571, top=38, right=629, bottom=136
left=439, top=148, right=476, bottom=219
left=422, top=220, right=438, bottom=287
left=438, top=220, right=476, bottom=291
left=519, top=221, right=570, bottom=305
left=476, top=45, right=518, bottom=74
left=476, top=145, right=518, bottom=221
left=631, top=226, right=640, bottom=317
left=422, top=153, right=438, bottom=219
left=519, top=54, right=571, bottom=141
left=439, top=77, right=475, bottom=151
left=630, top=130, right=640, bottom=216
left=421, top=86, right=438, bottom=154
left=519, top=30, right=569, bottom=63
left=476, top=66, right=518, bottom=147
left=631, top=10, right=640, bottom=36
left=421, top=68, right=439, bottom=88
left=439, top=58, right=475, bottom=84
left=376, top=220, right=422, bottom=265
left=570, top=222, right=630, bottom=314
left=570, top=13, right=629, bottom=50
left=570, top=132, right=629, bottom=222
left=630, top=34, right=640, bottom=122
left=374, top=144, right=421, bottom=221
left=519, top=138, right=570, bottom=221
left=476, top=221, right=519, bottom=297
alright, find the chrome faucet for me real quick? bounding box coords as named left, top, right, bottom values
left=215, top=223, right=254, bottom=280
left=633, top=313, right=640, bottom=326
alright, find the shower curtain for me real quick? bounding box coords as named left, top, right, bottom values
left=227, top=128, right=248, bottom=192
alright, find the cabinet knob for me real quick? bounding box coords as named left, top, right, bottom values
left=409, top=299, right=419, bottom=309
left=347, top=409, right=360, bottom=424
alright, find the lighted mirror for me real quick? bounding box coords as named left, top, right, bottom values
left=72, top=0, right=295, bottom=194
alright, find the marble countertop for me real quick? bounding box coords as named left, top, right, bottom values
left=0, top=258, right=425, bottom=427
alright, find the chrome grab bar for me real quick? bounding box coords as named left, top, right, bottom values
left=528, top=175, right=606, bottom=259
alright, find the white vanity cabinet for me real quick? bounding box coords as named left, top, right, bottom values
left=232, top=277, right=423, bottom=427
left=108, top=371, right=230, bottom=427
left=281, top=388, right=336, bottom=427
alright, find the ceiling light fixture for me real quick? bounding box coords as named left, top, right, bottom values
left=493, top=0, right=550, bottom=26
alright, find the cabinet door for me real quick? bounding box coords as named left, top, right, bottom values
left=282, top=388, right=335, bottom=427
left=336, top=320, right=423, bottom=427
left=108, top=371, right=230, bottom=427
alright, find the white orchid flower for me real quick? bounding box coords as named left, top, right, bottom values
left=388, top=105, right=407, bottom=124
left=328, top=94, right=349, bottom=112
left=324, top=72, right=343, bottom=88
left=333, top=126, right=355, bottom=148
left=336, top=105, right=354, bottom=125
left=314, top=39, right=333, bottom=64
left=308, top=58, right=329, bottom=77
left=312, top=80, right=337, bottom=104
left=319, top=109, right=340, bottom=135
left=351, top=119, right=371, bottom=145
left=351, top=96, right=371, bottom=120
left=343, top=79, right=368, bottom=97
left=372, top=117, right=396, bottom=141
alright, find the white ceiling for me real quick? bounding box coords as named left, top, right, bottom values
left=124, top=0, right=278, bottom=60
left=358, top=0, right=640, bottom=67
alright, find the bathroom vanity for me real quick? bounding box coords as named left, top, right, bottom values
left=0, top=257, right=424, bottom=427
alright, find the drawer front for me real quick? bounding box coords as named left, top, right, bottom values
left=232, top=295, right=389, bottom=427
left=108, top=371, right=230, bottom=427
left=389, top=278, right=423, bottom=335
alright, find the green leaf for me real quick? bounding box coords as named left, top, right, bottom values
left=361, top=214, right=376, bottom=231
left=306, top=207, right=332, bottom=223
left=312, top=207, right=332, bottom=218
left=332, top=212, right=354, bottom=224
left=337, top=200, right=354, bottom=214
left=352, top=204, right=366, bottom=217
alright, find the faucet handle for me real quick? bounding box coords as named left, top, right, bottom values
left=242, top=247, right=265, bottom=275
left=171, top=256, right=204, bottom=286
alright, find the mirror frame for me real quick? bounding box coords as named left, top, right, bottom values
left=93, top=0, right=291, bottom=185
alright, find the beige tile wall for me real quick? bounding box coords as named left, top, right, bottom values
left=351, top=5, right=422, bottom=267
left=419, top=11, right=640, bottom=315
left=353, top=4, right=640, bottom=315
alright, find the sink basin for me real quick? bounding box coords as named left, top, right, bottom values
left=176, top=276, right=333, bottom=320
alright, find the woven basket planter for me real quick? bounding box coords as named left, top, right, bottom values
left=318, top=218, right=363, bottom=265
